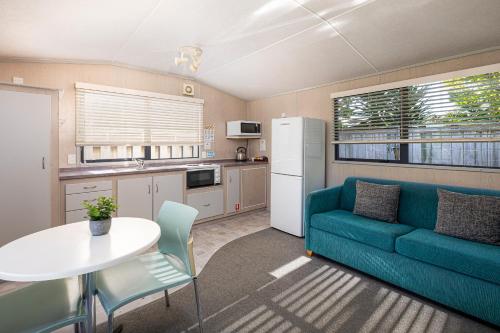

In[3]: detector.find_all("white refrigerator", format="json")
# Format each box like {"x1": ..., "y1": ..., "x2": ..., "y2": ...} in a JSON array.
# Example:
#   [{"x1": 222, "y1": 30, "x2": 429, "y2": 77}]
[{"x1": 271, "y1": 117, "x2": 325, "y2": 237}]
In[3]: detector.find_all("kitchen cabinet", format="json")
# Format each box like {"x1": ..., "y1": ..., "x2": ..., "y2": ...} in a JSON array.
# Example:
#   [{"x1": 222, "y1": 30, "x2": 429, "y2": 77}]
[
  {"x1": 0, "y1": 89, "x2": 52, "y2": 246},
  {"x1": 187, "y1": 188, "x2": 224, "y2": 220},
  {"x1": 240, "y1": 166, "x2": 267, "y2": 211},
  {"x1": 117, "y1": 173, "x2": 184, "y2": 221},
  {"x1": 153, "y1": 174, "x2": 184, "y2": 220},
  {"x1": 225, "y1": 167, "x2": 240, "y2": 214},
  {"x1": 117, "y1": 177, "x2": 153, "y2": 220},
  {"x1": 64, "y1": 180, "x2": 113, "y2": 223}
]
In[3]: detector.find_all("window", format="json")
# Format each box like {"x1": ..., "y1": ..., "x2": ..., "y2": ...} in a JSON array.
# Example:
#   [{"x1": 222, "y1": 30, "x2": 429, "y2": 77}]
[
  {"x1": 75, "y1": 83, "x2": 203, "y2": 163},
  {"x1": 332, "y1": 71, "x2": 500, "y2": 168}
]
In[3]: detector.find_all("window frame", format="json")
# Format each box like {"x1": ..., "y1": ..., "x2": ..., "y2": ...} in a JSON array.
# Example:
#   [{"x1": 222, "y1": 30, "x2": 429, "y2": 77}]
[
  {"x1": 80, "y1": 145, "x2": 201, "y2": 164},
  {"x1": 331, "y1": 64, "x2": 500, "y2": 169}
]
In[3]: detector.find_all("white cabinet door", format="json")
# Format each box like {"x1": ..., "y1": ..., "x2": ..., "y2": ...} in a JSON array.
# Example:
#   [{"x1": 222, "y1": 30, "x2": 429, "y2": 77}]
[
  {"x1": 187, "y1": 189, "x2": 224, "y2": 220},
  {"x1": 117, "y1": 177, "x2": 153, "y2": 220},
  {"x1": 225, "y1": 168, "x2": 240, "y2": 213},
  {"x1": 271, "y1": 117, "x2": 304, "y2": 176},
  {"x1": 271, "y1": 173, "x2": 303, "y2": 237},
  {"x1": 153, "y1": 173, "x2": 184, "y2": 220},
  {"x1": 0, "y1": 89, "x2": 51, "y2": 246}
]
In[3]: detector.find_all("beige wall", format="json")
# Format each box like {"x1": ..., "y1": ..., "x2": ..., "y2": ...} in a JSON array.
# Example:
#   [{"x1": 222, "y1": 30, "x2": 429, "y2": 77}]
[
  {"x1": 0, "y1": 62, "x2": 247, "y2": 167},
  {"x1": 247, "y1": 49, "x2": 500, "y2": 202}
]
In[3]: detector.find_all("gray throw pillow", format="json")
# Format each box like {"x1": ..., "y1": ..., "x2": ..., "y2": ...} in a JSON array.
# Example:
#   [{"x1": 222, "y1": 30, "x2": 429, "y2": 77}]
[
  {"x1": 435, "y1": 189, "x2": 500, "y2": 245},
  {"x1": 353, "y1": 180, "x2": 400, "y2": 223}
]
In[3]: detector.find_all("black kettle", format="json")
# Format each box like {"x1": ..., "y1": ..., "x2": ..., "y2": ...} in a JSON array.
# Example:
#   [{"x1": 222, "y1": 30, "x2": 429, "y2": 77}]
[{"x1": 236, "y1": 147, "x2": 247, "y2": 161}]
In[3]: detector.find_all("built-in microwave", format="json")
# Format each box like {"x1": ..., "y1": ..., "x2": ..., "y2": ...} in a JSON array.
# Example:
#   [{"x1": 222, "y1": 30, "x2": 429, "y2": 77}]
[
  {"x1": 227, "y1": 120, "x2": 261, "y2": 137},
  {"x1": 186, "y1": 164, "x2": 221, "y2": 188}
]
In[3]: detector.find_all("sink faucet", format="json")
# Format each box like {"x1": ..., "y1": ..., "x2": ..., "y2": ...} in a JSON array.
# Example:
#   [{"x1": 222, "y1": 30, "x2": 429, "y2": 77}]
[{"x1": 134, "y1": 158, "x2": 145, "y2": 169}]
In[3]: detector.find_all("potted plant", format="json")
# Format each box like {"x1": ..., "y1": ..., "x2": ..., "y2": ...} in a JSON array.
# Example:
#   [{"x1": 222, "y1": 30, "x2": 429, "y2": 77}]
[{"x1": 83, "y1": 196, "x2": 117, "y2": 236}]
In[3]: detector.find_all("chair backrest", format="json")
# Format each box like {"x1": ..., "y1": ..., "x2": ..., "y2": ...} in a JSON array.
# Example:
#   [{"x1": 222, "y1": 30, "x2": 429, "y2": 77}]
[
  {"x1": 156, "y1": 201, "x2": 199, "y2": 276},
  {"x1": 340, "y1": 177, "x2": 500, "y2": 230}
]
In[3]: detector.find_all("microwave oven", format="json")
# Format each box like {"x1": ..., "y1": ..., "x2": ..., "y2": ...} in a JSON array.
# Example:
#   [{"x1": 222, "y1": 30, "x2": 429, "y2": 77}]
[
  {"x1": 186, "y1": 164, "x2": 221, "y2": 188},
  {"x1": 227, "y1": 121, "x2": 261, "y2": 137}
]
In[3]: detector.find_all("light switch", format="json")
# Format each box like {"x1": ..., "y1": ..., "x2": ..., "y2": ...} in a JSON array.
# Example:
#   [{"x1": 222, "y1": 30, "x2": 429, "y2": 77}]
[
  {"x1": 67, "y1": 154, "x2": 77, "y2": 165},
  {"x1": 12, "y1": 77, "x2": 24, "y2": 85}
]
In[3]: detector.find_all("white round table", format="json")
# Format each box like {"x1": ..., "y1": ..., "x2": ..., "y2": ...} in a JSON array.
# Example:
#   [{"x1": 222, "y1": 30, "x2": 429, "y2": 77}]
[{"x1": 0, "y1": 217, "x2": 161, "y2": 333}]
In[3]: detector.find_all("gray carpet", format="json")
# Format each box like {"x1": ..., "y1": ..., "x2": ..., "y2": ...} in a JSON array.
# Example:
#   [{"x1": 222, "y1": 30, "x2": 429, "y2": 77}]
[{"x1": 98, "y1": 228, "x2": 499, "y2": 333}]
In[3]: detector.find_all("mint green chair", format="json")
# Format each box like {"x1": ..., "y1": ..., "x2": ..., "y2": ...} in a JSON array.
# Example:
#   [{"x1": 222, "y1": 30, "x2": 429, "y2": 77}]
[
  {"x1": 0, "y1": 277, "x2": 86, "y2": 332},
  {"x1": 96, "y1": 201, "x2": 203, "y2": 333}
]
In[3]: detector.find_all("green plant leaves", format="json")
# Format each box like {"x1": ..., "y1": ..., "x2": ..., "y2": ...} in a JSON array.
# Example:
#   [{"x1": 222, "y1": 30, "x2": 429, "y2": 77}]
[{"x1": 83, "y1": 196, "x2": 117, "y2": 221}]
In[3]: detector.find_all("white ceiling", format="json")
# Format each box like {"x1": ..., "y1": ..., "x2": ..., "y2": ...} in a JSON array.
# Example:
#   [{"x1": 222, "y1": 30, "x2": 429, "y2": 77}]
[{"x1": 1, "y1": 0, "x2": 499, "y2": 100}]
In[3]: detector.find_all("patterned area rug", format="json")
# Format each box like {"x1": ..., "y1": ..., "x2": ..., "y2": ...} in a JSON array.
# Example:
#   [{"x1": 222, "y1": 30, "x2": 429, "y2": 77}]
[{"x1": 98, "y1": 228, "x2": 499, "y2": 333}]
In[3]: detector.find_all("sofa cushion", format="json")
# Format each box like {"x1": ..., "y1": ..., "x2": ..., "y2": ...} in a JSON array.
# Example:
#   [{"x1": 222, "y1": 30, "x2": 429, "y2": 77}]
[
  {"x1": 340, "y1": 177, "x2": 500, "y2": 230},
  {"x1": 435, "y1": 189, "x2": 500, "y2": 245},
  {"x1": 310, "y1": 209, "x2": 414, "y2": 252},
  {"x1": 353, "y1": 180, "x2": 400, "y2": 223},
  {"x1": 396, "y1": 228, "x2": 500, "y2": 285}
]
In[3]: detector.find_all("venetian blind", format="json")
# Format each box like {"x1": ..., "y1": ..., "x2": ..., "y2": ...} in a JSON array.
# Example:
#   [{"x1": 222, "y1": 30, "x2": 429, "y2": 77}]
[
  {"x1": 76, "y1": 83, "x2": 204, "y2": 146},
  {"x1": 332, "y1": 72, "x2": 500, "y2": 144}
]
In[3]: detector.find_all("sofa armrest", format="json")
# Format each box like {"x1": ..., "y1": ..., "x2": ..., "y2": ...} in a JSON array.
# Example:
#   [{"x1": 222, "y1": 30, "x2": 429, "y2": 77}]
[{"x1": 304, "y1": 186, "x2": 342, "y2": 250}]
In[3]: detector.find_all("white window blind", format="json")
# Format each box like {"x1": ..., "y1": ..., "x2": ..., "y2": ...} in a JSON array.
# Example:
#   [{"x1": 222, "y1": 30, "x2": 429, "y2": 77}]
[
  {"x1": 332, "y1": 72, "x2": 500, "y2": 145},
  {"x1": 76, "y1": 83, "x2": 204, "y2": 146}
]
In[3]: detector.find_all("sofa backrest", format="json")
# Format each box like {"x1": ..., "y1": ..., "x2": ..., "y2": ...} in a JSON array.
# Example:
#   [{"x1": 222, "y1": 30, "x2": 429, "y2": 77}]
[{"x1": 340, "y1": 177, "x2": 500, "y2": 230}]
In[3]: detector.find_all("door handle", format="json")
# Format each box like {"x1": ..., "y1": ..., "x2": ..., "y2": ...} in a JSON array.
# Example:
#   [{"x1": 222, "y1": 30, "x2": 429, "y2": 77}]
[{"x1": 156, "y1": 184, "x2": 159, "y2": 193}]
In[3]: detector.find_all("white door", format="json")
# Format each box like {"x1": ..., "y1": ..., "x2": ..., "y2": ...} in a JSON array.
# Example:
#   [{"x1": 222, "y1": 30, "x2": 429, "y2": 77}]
[
  {"x1": 271, "y1": 173, "x2": 304, "y2": 237},
  {"x1": 117, "y1": 177, "x2": 153, "y2": 220},
  {"x1": 153, "y1": 174, "x2": 184, "y2": 220},
  {"x1": 0, "y1": 90, "x2": 51, "y2": 246},
  {"x1": 271, "y1": 117, "x2": 304, "y2": 176},
  {"x1": 225, "y1": 168, "x2": 240, "y2": 213}
]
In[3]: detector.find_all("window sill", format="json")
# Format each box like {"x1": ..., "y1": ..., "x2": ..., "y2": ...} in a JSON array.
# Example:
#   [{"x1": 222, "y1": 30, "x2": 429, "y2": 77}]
[{"x1": 332, "y1": 160, "x2": 500, "y2": 174}]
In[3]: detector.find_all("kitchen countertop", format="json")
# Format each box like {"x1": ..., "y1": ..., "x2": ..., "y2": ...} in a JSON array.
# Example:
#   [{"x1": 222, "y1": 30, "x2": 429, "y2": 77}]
[{"x1": 59, "y1": 159, "x2": 268, "y2": 180}]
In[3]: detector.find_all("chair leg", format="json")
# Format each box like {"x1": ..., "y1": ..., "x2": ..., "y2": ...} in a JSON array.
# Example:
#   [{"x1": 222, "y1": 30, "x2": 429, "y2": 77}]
[
  {"x1": 107, "y1": 313, "x2": 113, "y2": 333},
  {"x1": 165, "y1": 289, "x2": 170, "y2": 308},
  {"x1": 193, "y1": 277, "x2": 204, "y2": 333}
]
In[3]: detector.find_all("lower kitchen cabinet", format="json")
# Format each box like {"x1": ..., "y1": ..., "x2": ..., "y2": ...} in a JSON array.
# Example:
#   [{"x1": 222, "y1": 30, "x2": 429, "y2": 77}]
[
  {"x1": 153, "y1": 174, "x2": 184, "y2": 220},
  {"x1": 240, "y1": 166, "x2": 267, "y2": 211},
  {"x1": 225, "y1": 167, "x2": 240, "y2": 214},
  {"x1": 117, "y1": 174, "x2": 184, "y2": 221},
  {"x1": 117, "y1": 177, "x2": 153, "y2": 220},
  {"x1": 187, "y1": 188, "x2": 224, "y2": 220}
]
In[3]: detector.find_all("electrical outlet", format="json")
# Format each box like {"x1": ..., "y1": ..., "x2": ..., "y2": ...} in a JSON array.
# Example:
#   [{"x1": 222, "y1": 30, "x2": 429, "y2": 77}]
[
  {"x1": 67, "y1": 154, "x2": 77, "y2": 165},
  {"x1": 260, "y1": 139, "x2": 266, "y2": 152}
]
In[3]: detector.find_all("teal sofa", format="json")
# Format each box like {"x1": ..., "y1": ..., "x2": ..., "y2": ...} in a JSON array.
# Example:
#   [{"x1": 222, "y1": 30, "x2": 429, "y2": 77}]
[{"x1": 304, "y1": 177, "x2": 500, "y2": 326}]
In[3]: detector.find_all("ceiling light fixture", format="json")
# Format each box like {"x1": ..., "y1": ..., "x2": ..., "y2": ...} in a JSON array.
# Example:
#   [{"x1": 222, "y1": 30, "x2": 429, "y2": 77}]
[{"x1": 174, "y1": 46, "x2": 203, "y2": 73}]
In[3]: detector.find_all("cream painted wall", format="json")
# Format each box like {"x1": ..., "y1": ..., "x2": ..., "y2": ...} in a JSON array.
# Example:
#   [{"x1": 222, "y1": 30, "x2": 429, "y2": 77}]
[
  {"x1": 0, "y1": 62, "x2": 247, "y2": 167},
  {"x1": 247, "y1": 50, "x2": 500, "y2": 206}
]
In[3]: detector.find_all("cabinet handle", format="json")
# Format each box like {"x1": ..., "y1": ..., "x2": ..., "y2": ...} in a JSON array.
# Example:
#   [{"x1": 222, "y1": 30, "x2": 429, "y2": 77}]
[
  {"x1": 83, "y1": 185, "x2": 97, "y2": 190},
  {"x1": 156, "y1": 184, "x2": 159, "y2": 193},
  {"x1": 202, "y1": 203, "x2": 211, "y2": 207},
  {"x1": 229, "y1": 176, "x2": 232, "y2": 183},
  {"x1": 42, "y1": 157, "x2": 46, "y2": 170},
  {"x1": 148, "y1": 185, "x2": 151, "y2": 194}
]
